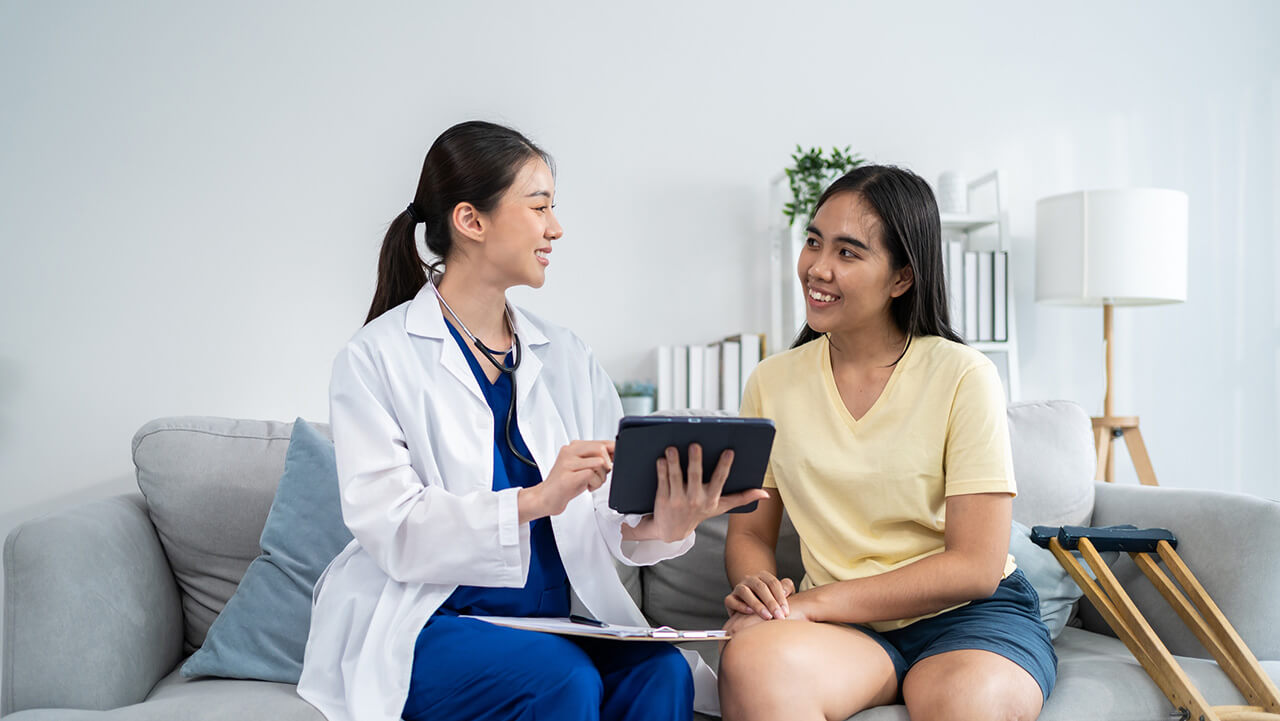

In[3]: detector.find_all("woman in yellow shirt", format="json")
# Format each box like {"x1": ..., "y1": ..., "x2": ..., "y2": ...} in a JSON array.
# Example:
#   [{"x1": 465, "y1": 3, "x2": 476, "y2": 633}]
[{"x1": 719, "y1": 165, "x2": 1055, "y2": 721}]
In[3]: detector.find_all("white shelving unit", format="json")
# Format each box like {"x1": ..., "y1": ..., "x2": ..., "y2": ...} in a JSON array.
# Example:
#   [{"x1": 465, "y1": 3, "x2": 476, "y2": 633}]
[
  {"x1": 940, "y1": 171, "x2": 1020, "y2": 401},
  {"x1": 766, "y1": 169, "x2": 1020, "y2": 400}
]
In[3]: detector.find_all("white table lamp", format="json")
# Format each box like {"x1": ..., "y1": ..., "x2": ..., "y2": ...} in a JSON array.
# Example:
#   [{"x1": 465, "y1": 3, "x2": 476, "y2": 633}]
[{"x1": 1036, "y1": 188, "x2": 1189, "y2": 484}]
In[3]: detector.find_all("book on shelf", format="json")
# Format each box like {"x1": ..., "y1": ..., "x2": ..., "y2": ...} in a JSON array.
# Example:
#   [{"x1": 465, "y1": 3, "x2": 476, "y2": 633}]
[
  {"x1": 671, "y1": 346, "x2": 688, "y2": 411},
  {"x1": 963, "y1": 251, "x2": 979, "y2": 342},
  {"x1": 993, "y1": 251, "x2": 1008, "y2": 342},
  {"x1": 687, "y1": 346, "x2": 705, "y2": 410},
  {"x1": 977, "y1": 251, "x2": 994, "y2": 342},
  {"x1": 947, "y1": 239, "x2": 965, "y2": 337},
  {"x1": 725, "y1": 333, "x2": 763, "y2": 400},
  {"x1": 719, "y1": 339, "x2": 740, "y2": 413},
  {"x1": 655, "y1": 346, "x2": 672, "y2": 411},
  {"x1": 702, "y1": 343, "x2": 721, "y2": 411},
  {"x1": 651, "y1": 334, "x2": 768, "y2": 413}
]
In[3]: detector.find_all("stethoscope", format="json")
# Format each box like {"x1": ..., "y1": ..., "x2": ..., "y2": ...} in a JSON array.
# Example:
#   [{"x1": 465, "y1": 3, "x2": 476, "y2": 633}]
[{"x1": 430, "y1": 280, "x2": 539, "y2": 470}]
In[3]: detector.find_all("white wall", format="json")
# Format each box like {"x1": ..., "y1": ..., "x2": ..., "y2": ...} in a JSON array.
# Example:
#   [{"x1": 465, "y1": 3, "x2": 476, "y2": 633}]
[{"x1": 1, "y1": 0, "x2": 1277, "y2": 673}]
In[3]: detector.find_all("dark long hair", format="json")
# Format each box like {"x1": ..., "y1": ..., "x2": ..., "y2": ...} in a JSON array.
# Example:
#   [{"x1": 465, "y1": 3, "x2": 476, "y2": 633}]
[
  {"x1": 365, "y1": 121, "x2": 552, "y2": 324},
  {"x1": 792, "y1": 164, "x2": 962, "y2": 348}
]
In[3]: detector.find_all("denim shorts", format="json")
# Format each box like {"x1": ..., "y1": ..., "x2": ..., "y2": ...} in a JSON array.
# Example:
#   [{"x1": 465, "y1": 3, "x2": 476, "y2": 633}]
[{"x1": 853, "y1": 569, "x2": 1058, "y2": 700}]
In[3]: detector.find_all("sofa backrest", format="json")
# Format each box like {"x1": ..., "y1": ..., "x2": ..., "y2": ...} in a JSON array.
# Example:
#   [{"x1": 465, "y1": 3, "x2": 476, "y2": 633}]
[
  {"x1": 132, "y1": 417, "x2": 331, "y2": 654},
  {"x1": 641, "y1": 399, "x2": 1098, "y2": 633},
  {"x1": 130, "y1": 416, "x2": 642, "y2": 655},
  {"x1": 133, "y1": 401, "x2": 1096, "y2": 654}
]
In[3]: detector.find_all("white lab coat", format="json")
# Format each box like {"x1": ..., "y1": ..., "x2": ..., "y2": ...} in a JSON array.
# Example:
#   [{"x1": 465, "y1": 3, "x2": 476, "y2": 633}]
[{"x1": 297, "y1": 284, "x2": 719, "y2": 721}]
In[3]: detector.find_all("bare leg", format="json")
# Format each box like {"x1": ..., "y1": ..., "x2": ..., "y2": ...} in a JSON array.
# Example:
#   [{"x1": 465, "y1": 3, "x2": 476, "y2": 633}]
[
  {"x1": 718, "y1": 619, "x2": 898, "y2": 721},
  {"x1": 902, "y1": 649, "x2": 1044, "y2": 721}
]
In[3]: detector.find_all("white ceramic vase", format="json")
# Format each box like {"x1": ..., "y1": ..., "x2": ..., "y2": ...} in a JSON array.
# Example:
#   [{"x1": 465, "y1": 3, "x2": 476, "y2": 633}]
[{"x1": 937, "y1": 171, "x2": 968, "y2": 214}]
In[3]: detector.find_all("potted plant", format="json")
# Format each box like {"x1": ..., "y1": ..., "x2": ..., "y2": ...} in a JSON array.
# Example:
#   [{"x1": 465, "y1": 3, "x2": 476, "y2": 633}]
[
  {"x1": 616, "y1": 381, "x2": 656, "y2": 416},
  {"x1": 783, "y1": 145, "x2": 865, "y2": 226}
]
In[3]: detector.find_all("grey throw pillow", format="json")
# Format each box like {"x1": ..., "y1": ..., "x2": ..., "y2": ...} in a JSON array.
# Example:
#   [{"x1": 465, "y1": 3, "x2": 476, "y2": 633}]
[
  {"x1": 181, "y1": 418, "x2": 353, "y2": 682},
  {"x1": 1010, "y1": 520, "x2": 1119, "y2": 638}
]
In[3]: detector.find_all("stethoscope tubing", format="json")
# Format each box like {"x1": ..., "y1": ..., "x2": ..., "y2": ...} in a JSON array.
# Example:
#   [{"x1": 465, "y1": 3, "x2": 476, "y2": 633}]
[{"x1": 430, "y1": 280, "x2": 539, "y2": 470}]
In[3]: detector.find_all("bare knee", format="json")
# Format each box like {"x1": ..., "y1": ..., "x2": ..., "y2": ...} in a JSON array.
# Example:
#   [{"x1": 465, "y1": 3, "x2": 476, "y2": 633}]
[
  {"x1": 718, "y1": 625, "x2": 815, "y2": 720},
  {"x1": 904, "y1": 657, "x2": 1042, "y2": 721}
]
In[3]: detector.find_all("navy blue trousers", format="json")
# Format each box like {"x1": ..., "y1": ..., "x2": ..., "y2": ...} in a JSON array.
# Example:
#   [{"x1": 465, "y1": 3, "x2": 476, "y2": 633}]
[{"x1": 401, "y1": 615, "x2": 694, "y2": 721}]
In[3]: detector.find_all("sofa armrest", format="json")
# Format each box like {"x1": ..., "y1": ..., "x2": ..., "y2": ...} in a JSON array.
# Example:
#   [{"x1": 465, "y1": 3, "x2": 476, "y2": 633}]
[
  {"x1": 1084, "y1": 482, "x2": 1280, "y2": 660},
  {"x1": 2, "y1": 493, "x2": 183, "y2": 715}
]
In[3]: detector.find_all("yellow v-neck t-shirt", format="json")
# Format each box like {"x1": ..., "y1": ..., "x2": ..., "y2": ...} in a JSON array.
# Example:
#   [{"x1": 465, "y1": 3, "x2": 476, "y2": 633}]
[{"x1": 740, "y1": 333, "x2": 1017, "y2": 631}]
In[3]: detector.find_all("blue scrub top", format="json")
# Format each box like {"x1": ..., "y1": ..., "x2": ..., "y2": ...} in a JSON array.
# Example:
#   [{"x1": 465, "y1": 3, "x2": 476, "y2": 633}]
[{"x1": 437, "y1": 319, "x2": 571, "y2": 618}]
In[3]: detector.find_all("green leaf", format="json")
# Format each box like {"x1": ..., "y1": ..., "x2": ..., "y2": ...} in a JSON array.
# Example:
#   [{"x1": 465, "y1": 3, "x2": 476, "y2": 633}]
[{"x1": 781, "y1": 143, "x2": 869, "y2": 224}]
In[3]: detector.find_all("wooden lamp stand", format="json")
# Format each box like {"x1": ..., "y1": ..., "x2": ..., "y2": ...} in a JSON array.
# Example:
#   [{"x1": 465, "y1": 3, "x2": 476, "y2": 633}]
[{"x1": 1093, "y1": 303, "x2": 1159, "y2": 485}]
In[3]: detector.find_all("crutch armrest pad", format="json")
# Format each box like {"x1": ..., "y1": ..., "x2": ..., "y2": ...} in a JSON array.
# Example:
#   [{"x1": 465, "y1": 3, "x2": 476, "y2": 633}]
[{"x1": 1030, "y1": 524, "x2": 1176, "y2": 552}]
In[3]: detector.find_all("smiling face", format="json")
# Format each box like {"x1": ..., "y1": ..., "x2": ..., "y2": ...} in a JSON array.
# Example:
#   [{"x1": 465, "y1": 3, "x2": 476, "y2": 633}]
[
  {"x1": 475, "y1": 157, "x2": 562, "y2": 289},
  {"x1": 798, "y1": 191, "x2": 914, "y2": 337}
]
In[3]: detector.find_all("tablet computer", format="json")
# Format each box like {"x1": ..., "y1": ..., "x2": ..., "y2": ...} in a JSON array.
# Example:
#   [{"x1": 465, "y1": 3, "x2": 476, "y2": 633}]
[{"x1": 608, "y1": 415, "x2": 775, "y2": 515}]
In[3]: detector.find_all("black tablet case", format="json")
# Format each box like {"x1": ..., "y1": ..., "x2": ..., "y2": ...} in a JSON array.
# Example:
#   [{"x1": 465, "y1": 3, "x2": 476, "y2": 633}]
[{"x1": 608, "y1": 416, "x2": 775, "y2": 515}]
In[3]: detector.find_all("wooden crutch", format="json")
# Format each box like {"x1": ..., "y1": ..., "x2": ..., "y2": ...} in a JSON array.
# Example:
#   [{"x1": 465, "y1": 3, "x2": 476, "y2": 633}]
[{"x1": 1031, "y1": 526, "x2": 1280, "y2": 721}]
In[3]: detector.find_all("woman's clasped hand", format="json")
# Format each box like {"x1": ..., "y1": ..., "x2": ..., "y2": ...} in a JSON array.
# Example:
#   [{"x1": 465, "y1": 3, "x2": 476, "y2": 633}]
[{"x1": 726, "y1": 570, "x2": 795, "y2": 621}]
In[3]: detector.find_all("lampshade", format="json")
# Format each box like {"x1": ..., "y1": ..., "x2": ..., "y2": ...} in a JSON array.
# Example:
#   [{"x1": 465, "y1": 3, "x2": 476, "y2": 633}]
[{"x1": 1035, "y1": 188, "x2": 1189, "y2": 306}]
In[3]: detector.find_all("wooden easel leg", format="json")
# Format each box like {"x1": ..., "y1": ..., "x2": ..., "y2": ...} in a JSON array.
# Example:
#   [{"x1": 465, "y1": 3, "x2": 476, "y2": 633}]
[
  {"x1": 1106, "y1": 433, "x2": 1117, "y2": 483},
  {"x1": 1095, "y1": 425, "x2": 1112, "y2": 482},
  {"x1": 1123, "y1": 427, "x2": 1160, "y2": 486}
]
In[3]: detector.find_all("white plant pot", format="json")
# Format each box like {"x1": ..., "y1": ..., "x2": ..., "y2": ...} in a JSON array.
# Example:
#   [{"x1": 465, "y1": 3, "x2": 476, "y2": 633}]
[{"x1": 620, "y1": 395, "x2": 655, "y2": 416}]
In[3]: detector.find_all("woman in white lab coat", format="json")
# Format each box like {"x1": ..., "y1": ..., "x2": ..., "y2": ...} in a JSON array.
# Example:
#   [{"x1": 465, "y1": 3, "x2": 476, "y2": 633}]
[{"x1": 297, "y1": 120, "x2": 762, "y2": 721}]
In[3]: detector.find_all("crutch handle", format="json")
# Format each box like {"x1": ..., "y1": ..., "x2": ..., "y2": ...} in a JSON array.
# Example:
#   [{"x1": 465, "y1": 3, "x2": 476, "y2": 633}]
[{"x1": 1029, "y1": 524, "x2": 1177, "y2": 553}]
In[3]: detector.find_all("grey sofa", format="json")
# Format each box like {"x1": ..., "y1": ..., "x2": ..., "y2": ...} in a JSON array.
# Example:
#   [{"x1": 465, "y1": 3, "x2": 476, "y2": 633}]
[{"x1": 4, "y1": 401, "x2": 1278, "y2": 720}]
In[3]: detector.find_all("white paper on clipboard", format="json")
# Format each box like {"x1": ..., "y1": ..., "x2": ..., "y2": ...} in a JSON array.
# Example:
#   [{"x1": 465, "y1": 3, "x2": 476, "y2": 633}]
[{"x1": 462, "y1": 615, "x2": 728, "y2": 642}]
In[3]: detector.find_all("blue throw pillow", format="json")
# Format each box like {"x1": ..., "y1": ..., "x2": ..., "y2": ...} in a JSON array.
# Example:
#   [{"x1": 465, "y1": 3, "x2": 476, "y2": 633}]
[
  {"x1": 1010, "y1": 521, "x2": 1118, "y2": 639},
  {"x1": 182, "y1": 418, "x2": 353, "y2": 682}
]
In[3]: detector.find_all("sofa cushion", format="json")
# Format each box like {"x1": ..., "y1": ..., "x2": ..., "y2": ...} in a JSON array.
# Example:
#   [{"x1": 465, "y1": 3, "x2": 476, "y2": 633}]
[
  {"x1": 1007, "y1": 400, "x2": 1095, "y2": 528},
  {"x1": 1010, "y1": 521, "x2": 1077, "y2": 638},
  {"x1": 691, "y1": 628, "x2": 1280, "y2": 721},
  {"x1": 133, "y1": 417, "x2": 329, "y2": 653},
  {"x1": 1034, "y1": 626, "x2": 1280, "y2": 721},
  {"x1": 140, "y1": 666, "x2": 325, "y2": 721},
  {"x1": 181, "y1": 419, "x2": 353, "y2": 682}
]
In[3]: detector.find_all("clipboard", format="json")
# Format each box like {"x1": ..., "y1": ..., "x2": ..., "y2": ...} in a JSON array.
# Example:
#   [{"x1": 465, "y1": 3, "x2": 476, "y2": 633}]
[{"x1": 462, "y1": 615, "x2": 728, "y2": 642}]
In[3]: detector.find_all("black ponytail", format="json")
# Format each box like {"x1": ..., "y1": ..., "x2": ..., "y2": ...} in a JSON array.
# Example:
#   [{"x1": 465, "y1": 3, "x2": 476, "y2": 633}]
[
  {"x1": 364, "y1": 121, "x2": 552, "y2": 324},
  {"x1": 791, "y1": 164, "x2": 963, "y2": 349},
  {"x1": 366, "y1": 211, "x2": 428, "y2": 324}
]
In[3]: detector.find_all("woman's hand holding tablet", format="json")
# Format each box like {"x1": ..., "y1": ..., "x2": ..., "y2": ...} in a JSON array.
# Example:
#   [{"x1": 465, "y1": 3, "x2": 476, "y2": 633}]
[
  {"x1": 624, "y1": 443, "x2": 766, "y2": 543},
  {"x1": 609, "y1": 416, "x2": 776, "y2": 542}
]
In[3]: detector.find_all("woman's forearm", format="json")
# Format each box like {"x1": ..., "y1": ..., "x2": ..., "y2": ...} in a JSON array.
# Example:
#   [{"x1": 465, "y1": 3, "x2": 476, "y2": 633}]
[
  {"x1": 725, "y1": 530, "x2": 780, "y2": 586},
  {"x1": 796, "y1": 549, "x2": 1002, "y2": 625}
]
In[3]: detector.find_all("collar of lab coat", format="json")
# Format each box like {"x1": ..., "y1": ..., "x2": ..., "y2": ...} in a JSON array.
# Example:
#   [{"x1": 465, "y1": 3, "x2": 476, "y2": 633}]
[{"x1": 403, "y1": 283, "x2": 550, "y2": 405}]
